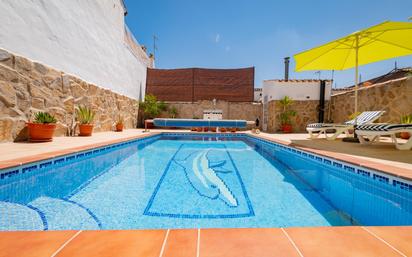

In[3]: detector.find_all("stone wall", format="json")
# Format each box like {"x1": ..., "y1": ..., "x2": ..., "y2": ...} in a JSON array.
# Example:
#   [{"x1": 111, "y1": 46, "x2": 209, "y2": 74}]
[
  {"x1": 265, "y1": 77, "x2": 411, "y2": 133},
  {"x1": 0, "y1": 48, "x2": 139, "y2": 142},
  {"x1": 266, "y1": 100, "x2": 330, "y2": 133},
  {"x1": 330, "y1": 77, "x2": 412, "y2": 124},
  {"x1": 161, "y1": 100, "x2": 262, "y2": 128}
]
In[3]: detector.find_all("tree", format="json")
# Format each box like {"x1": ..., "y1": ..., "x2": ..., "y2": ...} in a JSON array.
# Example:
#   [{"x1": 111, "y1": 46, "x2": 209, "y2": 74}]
[{"x1": 139, "y1": 94, "x2": 167, "y2": 119}]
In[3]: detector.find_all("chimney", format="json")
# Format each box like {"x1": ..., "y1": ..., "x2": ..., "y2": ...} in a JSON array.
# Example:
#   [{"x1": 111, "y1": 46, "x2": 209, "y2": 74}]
[{"x1": 284, "y1": 57, "x2": 290, "y2": 81}]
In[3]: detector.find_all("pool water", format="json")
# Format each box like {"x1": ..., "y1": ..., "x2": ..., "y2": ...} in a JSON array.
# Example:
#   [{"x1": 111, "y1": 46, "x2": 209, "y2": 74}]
[{"x1": 0, "y1": 134, "x2": 411, "y2": 230}]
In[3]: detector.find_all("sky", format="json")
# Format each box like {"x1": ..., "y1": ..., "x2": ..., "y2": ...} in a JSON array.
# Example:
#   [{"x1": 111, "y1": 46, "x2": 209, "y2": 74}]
[{"x1": 124, "y1": 0, "x2": 412, "y2": 88}]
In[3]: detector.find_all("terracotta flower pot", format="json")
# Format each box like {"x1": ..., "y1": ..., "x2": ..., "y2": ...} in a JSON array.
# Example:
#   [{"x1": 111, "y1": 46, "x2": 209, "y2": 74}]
[
  {"x1": 27, "y1": 123, "x2": 56, "y2": 142},
  {"x1": 203, "y1": 127, "x2": 209, "y2": 132},
  {"x1": 220, "y1": 128, "x2": 227, "y2": 133},
  {"x1": 400, "y1": 132, "x2": 410, "y2": 140},
  {"x1": 191, "y1": 127, "x2": 197, "y2": 131},
  {"x1": 210, "y1": 127, "x2": 217, "y2": 132},
  {"x1": 79, "y1": 124, "x2": 94, "y2": 136},
  {"x1": 196, "y1": 127, "x2": 203, "y2": 132},
  {"x1": 281, "y1": 124, "x2": 293, "y2": 133},
  {"x1": 116, "y1": 123, "x2": 124, "y2": 132},
  {"x1": 230, "y1": 128, "x2": 237, "y2": 133}
]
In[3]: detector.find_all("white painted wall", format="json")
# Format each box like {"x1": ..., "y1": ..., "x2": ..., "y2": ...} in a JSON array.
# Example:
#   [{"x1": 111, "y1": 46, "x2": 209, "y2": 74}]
[
  {"x1": 0, "y1": 0, "x2": 149, "y2": 99},
  {"x1": 262, "y1": 80, "x2": 332, "y2": 102},
  {"x1": 254, "y1": 88, "x2": 262, "y2": 102},
  {"x1": 261, "y1": 80, "x2": 332, "y2": 131}
]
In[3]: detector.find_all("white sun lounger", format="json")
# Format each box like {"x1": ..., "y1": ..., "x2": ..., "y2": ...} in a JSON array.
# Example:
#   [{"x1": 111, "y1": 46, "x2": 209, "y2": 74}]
[
  {"x1": 306, "y1": 111, "x2": 385, "y2": 141},
  {"x1": 356, "y1": 124, "x2": 412, "y2": 150}
]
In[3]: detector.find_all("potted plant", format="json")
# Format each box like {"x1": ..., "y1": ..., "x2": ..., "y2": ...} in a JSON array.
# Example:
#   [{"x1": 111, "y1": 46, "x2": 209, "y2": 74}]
[
  {"x1": 77, "y1": 106, "x2": 95, "y2": 136},
  {"x1": 168, "y1": 106, "x2": 178, "y2": 118},
  {"x1": 139, "y1": 94, "x2": 167, "y2": 129},
  {"x1": 400, "y1": 114, "x2": 412, "y2": 139},
  {"x1": 279, "y1": 96, "x2": 296, "y2": 133},
  {"x1": 27, "y1": 112, "x2": 57, "y2": 142},
  {"x1": 115, "y1": 116, "x2": 124, "y2": 132}
]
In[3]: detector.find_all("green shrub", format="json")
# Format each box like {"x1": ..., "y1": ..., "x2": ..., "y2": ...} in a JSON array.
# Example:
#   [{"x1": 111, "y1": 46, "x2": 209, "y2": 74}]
[
  {"x1": 139, "y1": 94, "x2": 167, "y2": 119},
  {"x1": 348, "y1": 111, "x2": 361, "y2": 120},
  {"x1": 33, "y1": 112, "x2": 57, "y2": 124},
  {"x1": 401, "y1": 114, "x2": 412, "y2": 124},
  {"x1": 168, "y1": 106, "x2": 178, "y2": 118},
  {"x1": 278, "y1": 96, "x2": 296, "y2": 125},
  {"x1": 76, "y1": 106, "x2": 95, "y2": 124}
]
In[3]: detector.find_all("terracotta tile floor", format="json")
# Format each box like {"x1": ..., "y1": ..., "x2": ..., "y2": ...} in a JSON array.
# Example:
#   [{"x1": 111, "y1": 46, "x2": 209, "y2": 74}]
[{"x1": 0, "y1": 227, "x2": 410, "y2": 257}]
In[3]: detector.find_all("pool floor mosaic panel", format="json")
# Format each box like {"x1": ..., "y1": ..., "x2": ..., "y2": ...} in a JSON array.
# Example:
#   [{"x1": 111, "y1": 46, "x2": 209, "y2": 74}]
[{"x1": 144, "y1": 143, "x2": 254, "y2": 219}]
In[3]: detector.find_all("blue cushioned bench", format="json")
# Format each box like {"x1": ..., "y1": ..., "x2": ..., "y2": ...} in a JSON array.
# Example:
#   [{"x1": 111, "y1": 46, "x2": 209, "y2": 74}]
[{"x1": 153, "y1": 118, "x2": 248, "y2": 128}]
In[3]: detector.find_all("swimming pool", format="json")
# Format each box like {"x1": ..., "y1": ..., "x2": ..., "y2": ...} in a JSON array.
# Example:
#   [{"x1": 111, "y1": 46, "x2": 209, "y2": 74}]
[{"x1": 0, "y1": 133, "x2": 411, "y2": 231}]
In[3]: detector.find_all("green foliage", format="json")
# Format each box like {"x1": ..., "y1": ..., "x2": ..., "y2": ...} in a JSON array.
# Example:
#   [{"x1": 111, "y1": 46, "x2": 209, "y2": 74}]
[
  {"x1": 139, "y1": 94, "x2": 167, "y2": 119},
  {"x1": 348, "y1": 111, "x2": 361, "y2": 120},
  {"x1": 33, "y1": 112, "x2": 57, "y2": 124},
  {"x1": 76, "y1": 106, "x2": 95, "y2": 124},
  {"x1": 193, "y1": 116, "x2": 200, "y2": 119},
  {"x1": 401, "y1": 114, "x2": 412, "y2": 124},
  {"x1": 278, "y1": 96, "x2": 296, "y2": 125},
  {"x1": 116, "y1": 115, "x2": 124, "y2": 125},
  {"x1": 168, "y1": 106, "x2": 178, "y2": 118}
]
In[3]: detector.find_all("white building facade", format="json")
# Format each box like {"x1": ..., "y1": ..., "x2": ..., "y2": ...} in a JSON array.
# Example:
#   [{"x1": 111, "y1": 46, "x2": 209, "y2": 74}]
[
  {"x1": 0, "y1": 0, "x2": 151, "y2": 100},
  {"x1": 262, "y1": 79, "x2": 332, "y2": 131},
  {"x1": 254, "y1": 88, "x2": 262, "y2": 102}
]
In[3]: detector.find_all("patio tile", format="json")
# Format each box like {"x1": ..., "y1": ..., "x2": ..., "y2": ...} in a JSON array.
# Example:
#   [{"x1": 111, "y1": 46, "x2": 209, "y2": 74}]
[
  {"x1": 285, "y1": 226, "x2": 403, "y2": 257},
  {"x1": 365, "y1": 226, "x2": 412, "y2": 256},
  {"x1": 0, "y1": 161, "x2": 21, "y2": 169},
  {"x1": 0, "y1": 230, "x2": 78, "y2": 257},
  {"x1": 199, "y1": 228, "x2": 300, "y2": 257},
  {"x1": 162, "y1": 229, "x2": 198, "y2": 257},
  {"x1": 56, "y1": 230, "x2": 166, "y2": 257}
]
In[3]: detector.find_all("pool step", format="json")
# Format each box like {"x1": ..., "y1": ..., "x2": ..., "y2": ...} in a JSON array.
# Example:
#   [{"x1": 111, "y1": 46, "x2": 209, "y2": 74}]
[
  {"x1": 0, "y1": 201, "x2": 46, "y2": 231},
  {"x1": 29, "y1": 197, "x2": 101, "y2": 230}
]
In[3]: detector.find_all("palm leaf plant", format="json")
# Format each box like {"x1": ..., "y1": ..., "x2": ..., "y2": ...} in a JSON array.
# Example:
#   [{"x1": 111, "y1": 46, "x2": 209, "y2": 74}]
[
  {"x1": 139, "y1": 94, "x2": 167, "y2": 119},
  {"x1": 278, "y1": 96, "x2": 296, "y2": 133}
]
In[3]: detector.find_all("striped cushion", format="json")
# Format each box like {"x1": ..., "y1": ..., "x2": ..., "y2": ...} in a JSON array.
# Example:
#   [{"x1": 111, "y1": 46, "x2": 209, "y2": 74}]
[
  {"x1": 357, "y1": 124, "x2": 412, "y2": 131},
  {"x1": 344, "y1": 111, "x2": 384, "y2": 125},
  {"x1": 307, "y1": 123, "x2": 324, "y2": 128}
]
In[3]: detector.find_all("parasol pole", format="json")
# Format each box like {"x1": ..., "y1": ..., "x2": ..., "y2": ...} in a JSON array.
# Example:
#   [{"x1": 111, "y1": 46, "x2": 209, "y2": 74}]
[
  {"x1": 344, "y1": 34, "x2": 360, "y2": 142},
  {"x1": 354, "y1": 34, "x2": 359, "y2": 117}
]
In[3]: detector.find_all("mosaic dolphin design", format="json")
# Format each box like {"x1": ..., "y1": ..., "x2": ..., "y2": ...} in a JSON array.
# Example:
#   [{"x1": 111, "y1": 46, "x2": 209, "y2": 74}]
[{"x1": 174, "y1": 149, "x2": 238, "y2": 207}]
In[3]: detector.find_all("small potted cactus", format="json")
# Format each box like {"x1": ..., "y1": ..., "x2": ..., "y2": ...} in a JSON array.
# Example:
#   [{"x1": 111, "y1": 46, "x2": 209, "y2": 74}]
[
  {"x1": 76, "y1": 106, "x2": 95, "y2": 136},
  {"x1": 27, "y1": 112, "x2": 57, "y2": 142},
  {"x1": 115, "y1": 116, "x2": 124, "y2": 132}
]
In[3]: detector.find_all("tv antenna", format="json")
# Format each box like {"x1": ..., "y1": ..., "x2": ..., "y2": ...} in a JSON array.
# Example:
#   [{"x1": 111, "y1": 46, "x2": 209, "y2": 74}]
[{"x1": 153, "y1": 34, "x2": 158, "y2": 60}]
